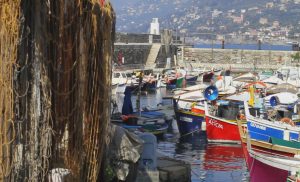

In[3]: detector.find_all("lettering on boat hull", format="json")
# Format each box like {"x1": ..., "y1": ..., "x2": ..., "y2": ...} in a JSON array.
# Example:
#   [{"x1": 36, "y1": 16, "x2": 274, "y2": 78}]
[
  {"x1": 250, "y1": 122, "x2": 266, "y2": 130},
  {"x1": 208, "y1": 118, "x2": 224, "y2": 130},
  {"x1": 180, "y1": 116, "x2": 193, "y2": 123}
]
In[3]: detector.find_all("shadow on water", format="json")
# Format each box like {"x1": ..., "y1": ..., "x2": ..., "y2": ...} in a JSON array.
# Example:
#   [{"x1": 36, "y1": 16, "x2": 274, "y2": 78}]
[{"x1": 158, "y1": 133, "x2": 249, "y2": 182}]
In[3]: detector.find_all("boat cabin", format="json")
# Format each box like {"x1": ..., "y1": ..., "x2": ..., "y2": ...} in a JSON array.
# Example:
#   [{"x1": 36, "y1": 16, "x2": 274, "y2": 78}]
[{"x1": 211, "y1": 100, "x2": 243, "y2": 120}]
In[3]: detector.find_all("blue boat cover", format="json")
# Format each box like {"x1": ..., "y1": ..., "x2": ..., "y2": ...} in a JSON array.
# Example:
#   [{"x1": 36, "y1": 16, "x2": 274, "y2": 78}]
[
  {"x1": 122, "y1": 87, "x2": 133, "y2": 115},
  {"x1": 140, "y1": 111, "x2": 165, "y2": 118},
  {"x1": 133, "y1": 111, "x2": 165, "y2": 119}
]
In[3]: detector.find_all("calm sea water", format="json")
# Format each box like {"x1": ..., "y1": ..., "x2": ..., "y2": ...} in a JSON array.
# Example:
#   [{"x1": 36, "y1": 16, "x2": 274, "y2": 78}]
[
  {"x1": 195, "y1": 43, "x2": 292, "y2": 51},
  {"x1": 158, "y1": 134, "x2": 249, "y2": 182},
  {"x1": 114, "y1": 88, "x2": 249, "y2": 182}
]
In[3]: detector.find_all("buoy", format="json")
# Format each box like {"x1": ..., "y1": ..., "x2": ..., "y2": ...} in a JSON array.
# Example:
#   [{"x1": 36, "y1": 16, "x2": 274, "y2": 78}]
[{"x1": 280, "y1": 117, "x2": 295, "y2": 126}]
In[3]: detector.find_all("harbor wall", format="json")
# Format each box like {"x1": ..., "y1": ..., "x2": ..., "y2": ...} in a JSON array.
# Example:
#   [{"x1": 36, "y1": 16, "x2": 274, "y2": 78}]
[
  {"x1": 115, "y1": 33, "x2": 161, "y2": 43},
  {"x1": 182, "y1": 47, "x2": 298, "y2": 71},
  {"x1": 115, "y1": 32, "x2": 182, "y2": 44},
  {"x1": 114, "y1": 43, "x2": 152, "y2": 66},
  {"x1": 113, "y1": 42, "x2": 299, "y2": 71},
  {"x1": 113, "y1": 43, "x2": 177, "y2": 69}
]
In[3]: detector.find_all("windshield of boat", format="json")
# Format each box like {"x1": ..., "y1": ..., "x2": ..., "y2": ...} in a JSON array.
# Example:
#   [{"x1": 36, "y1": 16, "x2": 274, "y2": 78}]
[
  {"x1": 214, "y1": 101, "x2": 242, "y2": 120},
  {"x1": 113, "y1": 72, "x2": 120, "y2": 78},
  {"x1": 121, "y1": 73, "x2": 127, "y2": 78}
]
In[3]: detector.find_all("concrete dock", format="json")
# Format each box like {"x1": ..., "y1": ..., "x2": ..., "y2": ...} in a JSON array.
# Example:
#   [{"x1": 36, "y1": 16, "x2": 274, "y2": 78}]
[{"x1": 157, "y1": 157, "x2": 191, "y2": 182}]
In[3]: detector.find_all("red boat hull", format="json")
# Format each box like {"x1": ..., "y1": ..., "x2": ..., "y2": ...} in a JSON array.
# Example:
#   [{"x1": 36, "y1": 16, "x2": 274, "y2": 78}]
[
  {"x1": 205, "y1": 115, "x2": 241, "y2": 143},
  {"x1": 241, "y1": 142, "x2": 290, "y2": 182}
]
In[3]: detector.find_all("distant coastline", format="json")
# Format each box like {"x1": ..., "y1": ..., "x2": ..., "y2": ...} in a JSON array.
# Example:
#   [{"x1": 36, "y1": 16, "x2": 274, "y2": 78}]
[{"x1": 194, "y1": 43, "x2": 293, "y2": 51}]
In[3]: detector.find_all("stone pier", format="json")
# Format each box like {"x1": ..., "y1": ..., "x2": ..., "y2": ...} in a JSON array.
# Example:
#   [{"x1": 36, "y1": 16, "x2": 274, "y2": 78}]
[{"x1": 182, "y1": 47, "x2": 298, "y2": 71}]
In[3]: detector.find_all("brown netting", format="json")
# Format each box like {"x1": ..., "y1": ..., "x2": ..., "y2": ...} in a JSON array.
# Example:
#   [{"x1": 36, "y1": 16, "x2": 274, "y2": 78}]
[
  {"x1": 0, "y1": 1, "x2": 20, "y2": 181},
  {"x1": 1, "y1": 0, "x2": 115, "y2": 181}
]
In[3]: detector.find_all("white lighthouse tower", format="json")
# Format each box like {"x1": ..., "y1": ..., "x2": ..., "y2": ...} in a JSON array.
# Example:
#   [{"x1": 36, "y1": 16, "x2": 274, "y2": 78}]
[{"x1": 150, "y1": 18, "x2": 160, "y2": 35}]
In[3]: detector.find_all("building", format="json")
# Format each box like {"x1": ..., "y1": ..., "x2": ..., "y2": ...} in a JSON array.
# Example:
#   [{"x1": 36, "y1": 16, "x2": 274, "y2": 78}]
[
  {"x1": 266, "y1": 2, "x2": 274, "y2": 8},
  {"x1": 212, "y1": 9, "x2": 222, "y2": 18},
  {"x1": 272, "y1": 21, "x2": 280, "y2": 28},
  {"x1": 280, "y1": 0, "x2": 289, "y2": 3},
  {"x1": 259, "y1": 17, "x2": 268, "y2": 25},
  {"x1": 150, "y1": 18, "x2": 160, "y2": 35},
  {"x1": 232, "y1": 14, "x2": 244, "y2": 24}
]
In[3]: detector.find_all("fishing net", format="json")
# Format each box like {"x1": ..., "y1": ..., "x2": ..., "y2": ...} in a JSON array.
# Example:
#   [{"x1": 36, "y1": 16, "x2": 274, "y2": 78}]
[
  {"x1": 0, "y1": 1, "x2": 21, "y2": 181},
  {"x1": 1, "y1": 0, "x2": 115, "y2": 181}
]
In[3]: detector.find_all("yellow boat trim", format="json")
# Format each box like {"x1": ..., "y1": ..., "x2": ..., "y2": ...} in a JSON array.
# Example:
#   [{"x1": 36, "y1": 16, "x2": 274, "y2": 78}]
[{"x1": 177, "y1": 109, "x2": 205, "y2": 117}]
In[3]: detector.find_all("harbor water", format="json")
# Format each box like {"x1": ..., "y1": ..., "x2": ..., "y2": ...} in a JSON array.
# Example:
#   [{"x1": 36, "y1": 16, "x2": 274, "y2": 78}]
[{"x1": 113, "y1": 88, "x2": 249, "y2": 182}]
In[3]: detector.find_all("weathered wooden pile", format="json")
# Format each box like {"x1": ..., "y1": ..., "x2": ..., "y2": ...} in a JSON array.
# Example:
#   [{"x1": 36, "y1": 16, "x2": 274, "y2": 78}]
[{"x1": 0, "y1": 0, "x2": 115, "y2": 181}]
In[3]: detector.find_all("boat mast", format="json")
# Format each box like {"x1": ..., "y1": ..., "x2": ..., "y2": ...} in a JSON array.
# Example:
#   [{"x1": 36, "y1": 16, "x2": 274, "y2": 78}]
[{"x1": 137, "y1": 70, "x2": 143, "y2": 117}]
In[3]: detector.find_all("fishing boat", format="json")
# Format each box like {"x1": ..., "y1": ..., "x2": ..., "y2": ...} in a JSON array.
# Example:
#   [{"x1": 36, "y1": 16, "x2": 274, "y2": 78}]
[
  {"x1": 140, "y1": 122, "x2": 169, "y2": 138},
  {"x1": 163, "y1": 68, "x2": 187, "y2": 89},
  {"x1": 202, "y1": 71, "x2": 215, "y2": 83},
  {"x1": 165, "y1": 76, "x2": 185, "y2": 90},
  {"x1": 204, "y1": 100, "x2": 244, "y2": 143},
  {"x1": 173, "y1": 75, "x2": 237, "y2": 136},
  {"x1": 204, "y1": 78, "x2": 244, "y2": 143},
  {"x1": 143, "y1": 80, "x2": 157, "y2": 91},
  {"x1": 245, "y1": 93, "x2": 300, "y2": 142},
  {"x1": 185, "y1": 74, "x2": 198, "y2": 83},
  {"x1": 213, "y1": 68, "x2": 222, "y2": 76},
  {"x1": 142, "y1": 73, "x2": 158, "y2": 92},
  {"x1": 237, "y1": 114, "x2": 300, "y2": 182},
  {"x1": 112, "y1": 115, "x2": 169, "y2": 139},
  {"x1": 176, "y1": 76, "x2": 185, "y2": 88},
  {"x1": 111, "y1": 86, "x2": 169, "y2": 138},
  {"x1": 112, "y1": 83, "x2": 118, "y2": 95},
  {"x1": 173, "y1": 89, "x2": 206, "y2": 135},
  {"x1": 112, "y1": 71, "x2": 128, "y2": 93},
  {"x1": 259, "y1": 70, "x2": 274, "y2": 80},
  {"x1": 262, "y1": 66, "x2": 300, "y2": 88},
  {"x1": 236, "y1": 97, "x2": 300, "y2": 182}
]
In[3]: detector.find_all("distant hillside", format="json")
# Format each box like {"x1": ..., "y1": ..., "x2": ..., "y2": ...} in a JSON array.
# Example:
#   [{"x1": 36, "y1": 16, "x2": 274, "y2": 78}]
[
  {"x1": 110, "y1": 0, "x2": 300, "y2": 42},
  {"x1": 111, "y1": 0, "x2": 271, "y2": 32}
]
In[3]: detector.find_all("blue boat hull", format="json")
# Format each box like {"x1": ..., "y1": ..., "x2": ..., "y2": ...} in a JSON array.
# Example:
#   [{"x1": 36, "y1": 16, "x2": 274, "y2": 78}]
[
  {"x1": 186, "y1": 75, "x2": 198, "y2": 82},
  {"x1": 166, "y1": 84, "x2": 176, "y2": 90},
  {"x1": 144, "y1": 81, "x2": 157, "y2": 91},
  {"x1": 175, "y1": 110, "x2": 204, "y2": 135},
  {"x1": 247, "y1": 120, "x2": 300, "y2": 142}
]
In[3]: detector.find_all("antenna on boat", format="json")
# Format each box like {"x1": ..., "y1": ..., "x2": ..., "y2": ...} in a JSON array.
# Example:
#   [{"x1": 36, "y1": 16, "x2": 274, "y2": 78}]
[
  {"x1": 137, "y1": 70, "x2": 144, "y2": 117},
  {"x1": 243, "y1": 101, "x2": 251, "y2": 119}
]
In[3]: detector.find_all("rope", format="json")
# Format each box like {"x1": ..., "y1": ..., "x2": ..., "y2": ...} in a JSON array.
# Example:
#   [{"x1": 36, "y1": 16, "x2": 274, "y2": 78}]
[
  {"x1": 0, "y1": 0, "x2": 20, "y2": 180},
  {"x1": 180, "y1": 128, "x2": 202, "y2": 138}
]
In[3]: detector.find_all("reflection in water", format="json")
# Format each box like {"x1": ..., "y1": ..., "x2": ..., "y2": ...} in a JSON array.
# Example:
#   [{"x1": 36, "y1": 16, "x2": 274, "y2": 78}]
[
  {"x1": 113, "y1": 87, "x2": 249, "y2": 182},
  {"x1": 158, "y1": 134, "x2": 249, "y2": 182}
]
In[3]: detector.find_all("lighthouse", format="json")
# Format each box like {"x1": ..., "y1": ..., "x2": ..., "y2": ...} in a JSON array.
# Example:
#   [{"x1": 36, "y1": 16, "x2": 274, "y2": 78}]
[{"x1": 150, "y1": 18, "x2": 160, "y2": 35}]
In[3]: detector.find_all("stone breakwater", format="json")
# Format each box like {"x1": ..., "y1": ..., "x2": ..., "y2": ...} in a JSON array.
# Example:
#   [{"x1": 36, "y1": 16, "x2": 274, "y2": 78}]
[
  {"x1": 113, "y1": 43, "x2": 299, "y2": 71},
  {"x1": 182, "y1": 48, "x2": 298, "y2": 71}
]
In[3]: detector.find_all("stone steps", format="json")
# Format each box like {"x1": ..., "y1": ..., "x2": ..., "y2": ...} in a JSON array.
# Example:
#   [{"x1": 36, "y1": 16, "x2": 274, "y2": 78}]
[{"x1": 145, "y1": 43, "x2": 161, "y2": 69}]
